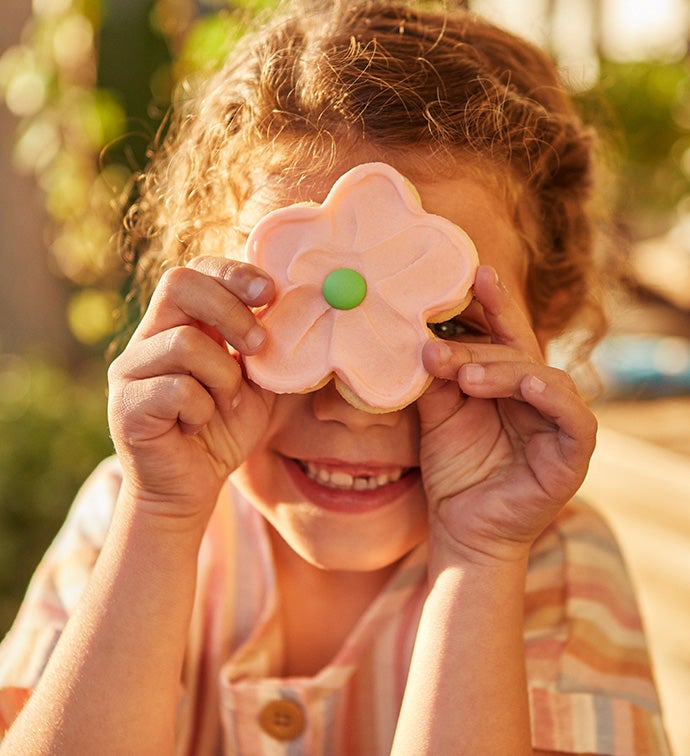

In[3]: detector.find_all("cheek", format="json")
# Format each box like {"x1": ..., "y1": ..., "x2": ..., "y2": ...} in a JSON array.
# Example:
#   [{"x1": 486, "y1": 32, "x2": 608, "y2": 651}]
[{"x1": 231, "y1": 452, "x2": 282, "y2": 512}]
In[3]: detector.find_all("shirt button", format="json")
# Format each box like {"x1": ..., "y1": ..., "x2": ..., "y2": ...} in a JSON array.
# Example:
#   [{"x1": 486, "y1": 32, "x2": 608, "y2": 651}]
[{"x1": 259, "y1": 699, "x2": 306, "y2": 741}]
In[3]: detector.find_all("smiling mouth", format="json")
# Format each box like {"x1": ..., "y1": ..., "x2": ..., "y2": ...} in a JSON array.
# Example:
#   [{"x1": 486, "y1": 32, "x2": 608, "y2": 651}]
[{"x1": 294, "y1": 459, "x2": 415, "y2": 492}]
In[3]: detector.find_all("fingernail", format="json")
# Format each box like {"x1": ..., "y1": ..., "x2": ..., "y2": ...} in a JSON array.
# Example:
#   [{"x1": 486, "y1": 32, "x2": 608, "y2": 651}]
[
  {"x1": 245, "y1": 325, "x2": 266, "y2": 351},
  {"x1": 246, "y1": 276, "x2": 269, "y2": 301},
  {"x1": 464, "y1": 364, "x2": 485, "y2": 383},
  {"x1": 528, "y1": 375, "x2": 546, "y2": 393}
]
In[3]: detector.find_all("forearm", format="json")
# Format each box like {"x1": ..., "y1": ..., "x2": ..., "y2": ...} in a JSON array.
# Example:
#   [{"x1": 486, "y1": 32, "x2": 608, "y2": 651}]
[
  {"x1": 0, "y1": 490, "x2": 205, "y2": 755},
  {"x1": 392, "y1": 547, "x2": 531, "y2": 756}
]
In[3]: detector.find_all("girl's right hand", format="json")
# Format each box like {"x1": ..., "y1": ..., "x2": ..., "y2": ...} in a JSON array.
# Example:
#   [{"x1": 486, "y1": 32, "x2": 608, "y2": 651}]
[{"x1": 107, "y1": 256, "x2": 275, "y2": 526}]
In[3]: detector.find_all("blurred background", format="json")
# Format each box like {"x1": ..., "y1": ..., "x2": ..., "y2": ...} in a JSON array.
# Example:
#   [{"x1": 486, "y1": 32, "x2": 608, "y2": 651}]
[{"x1": 1, "y1": 0, "x2": 689, "y2": 752}]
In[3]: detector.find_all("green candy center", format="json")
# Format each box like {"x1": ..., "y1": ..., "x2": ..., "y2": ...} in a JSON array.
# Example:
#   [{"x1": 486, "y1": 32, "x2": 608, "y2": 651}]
[{"x1": 322, "y1": 268, "x2": 367, "y2": 310}]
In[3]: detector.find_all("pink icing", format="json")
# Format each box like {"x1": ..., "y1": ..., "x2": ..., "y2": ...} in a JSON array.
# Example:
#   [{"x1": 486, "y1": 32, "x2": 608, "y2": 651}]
[{"x1": 242, "y1": 162, "x2": 479, "y2": 411}]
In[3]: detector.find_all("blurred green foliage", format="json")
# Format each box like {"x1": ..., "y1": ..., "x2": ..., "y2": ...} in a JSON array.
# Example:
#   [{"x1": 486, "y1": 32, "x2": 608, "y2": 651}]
[
  {"x1": 577, "y1": 57, "x2": 690, "y2": 236},
  {"x1": 0, "y1": 354, "x2": 113, "y2": 633},
  {"x1": 0, "y1": 0, "x2": 280, "y2": 350}
]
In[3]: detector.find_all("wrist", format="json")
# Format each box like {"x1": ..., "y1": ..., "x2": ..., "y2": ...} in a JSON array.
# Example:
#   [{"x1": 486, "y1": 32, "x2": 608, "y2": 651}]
[
  {"x1": 117, "y1": 476, "x2": 217, "y2": 535},
  {"x1": 113, "y1": 483, "x2": 212, "y2": 560},
  {"x1": 427, "y1": 521, "x2": 531, "y2": 584},
  {"x1": 428, "y1": 532, "x2": 530, "y2": 590}
]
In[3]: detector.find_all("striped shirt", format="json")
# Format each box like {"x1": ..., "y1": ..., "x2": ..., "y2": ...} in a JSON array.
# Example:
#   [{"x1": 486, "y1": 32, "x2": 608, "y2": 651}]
[{"x1": 0, "y1": 457, "x2": 671, "y2": 754}]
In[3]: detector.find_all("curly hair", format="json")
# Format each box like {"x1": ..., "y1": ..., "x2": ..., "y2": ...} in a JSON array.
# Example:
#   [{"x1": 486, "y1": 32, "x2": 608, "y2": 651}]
[{"x1": 118, "y1": 0, "x2": 607, "y2": 358}]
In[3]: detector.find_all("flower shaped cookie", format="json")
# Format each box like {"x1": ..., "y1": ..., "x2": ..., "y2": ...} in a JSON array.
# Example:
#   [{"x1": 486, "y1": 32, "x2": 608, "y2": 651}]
[{"x1": 243, "y1": 162, "x2": 479, "y2": 411}]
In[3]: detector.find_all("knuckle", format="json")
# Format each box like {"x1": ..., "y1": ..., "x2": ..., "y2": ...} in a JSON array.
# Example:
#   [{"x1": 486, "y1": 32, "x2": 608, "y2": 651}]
[
  {"x1": 157, "y1": 265, "x2": 191, "y2": 294},
  {"x1": 164, "y1": 324, "x2": 200, "y2": 357},
  {"x1": 107, "y1": 353, "x2": 126, "y2": 383},
  {"x1": 558, "y1": 369, "x2": 578, "y2": 393},
  {"x1": 565, "y1": 375, "x2": 579, "y2": 393},
  {"x1": 187, "y1": 255, "x2": 240, "y2": 278},
  {"x1": 185, "y1": 255, "x2": 211, "y2": 271},
  {"x1": 117, "y1": 378, "x2": 141, "y2": 414},
  {"x1": 169, "y1": 375, "x2": 214, "y2": 421},
  {"x1": 168, "y1": 374, "x2": 194, "y2": 403}
]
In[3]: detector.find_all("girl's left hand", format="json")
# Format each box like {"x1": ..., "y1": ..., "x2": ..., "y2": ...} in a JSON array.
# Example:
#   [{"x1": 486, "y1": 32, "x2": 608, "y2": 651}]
[{"x1": 418, "y1": 265, "x2": 597, "y2": 566}]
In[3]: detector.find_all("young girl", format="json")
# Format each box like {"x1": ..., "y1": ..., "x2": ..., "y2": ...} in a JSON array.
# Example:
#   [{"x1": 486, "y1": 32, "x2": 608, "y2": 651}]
[{"x1": 0, "y1": 1, "x2": 671, "y2": 753}]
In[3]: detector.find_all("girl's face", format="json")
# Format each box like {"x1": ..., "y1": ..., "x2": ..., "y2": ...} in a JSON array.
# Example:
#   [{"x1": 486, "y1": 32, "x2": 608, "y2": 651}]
[{"x1": 230, "y1": 168, "x2": 532, "y2": 573}]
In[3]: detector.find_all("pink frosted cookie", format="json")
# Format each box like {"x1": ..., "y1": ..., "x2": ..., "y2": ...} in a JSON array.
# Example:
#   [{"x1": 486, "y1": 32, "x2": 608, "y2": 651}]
[{"x1": 242, "y1": 162, "x2": 479, "y2": 412}]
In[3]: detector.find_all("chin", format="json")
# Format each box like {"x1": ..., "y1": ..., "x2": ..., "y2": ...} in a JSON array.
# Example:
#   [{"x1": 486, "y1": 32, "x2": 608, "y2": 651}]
[{"x1": 266, "y1": 507, "x2": 428, "y2": 573}]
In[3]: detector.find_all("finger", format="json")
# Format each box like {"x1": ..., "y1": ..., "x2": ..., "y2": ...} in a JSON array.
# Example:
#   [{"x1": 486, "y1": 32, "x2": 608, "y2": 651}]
[
  {"x1": 113, "y1": 374, "x2": 217, "y2": 440},
  {"x1": 518, "y1": 372, "x2": 597, "y2": 450},
  {"x1": 519, "y1": 374, "x2": 598, "y2": 495},
  {"x1": 457, "y1": 360, "x2": 577, "y2": 402},
  {"x1": 423, "y1": 338, "x2": 537, "y2": 387},
  {"x1": 186, "y1": 256, "x2": 275, "y2": 306},
  {"x1": 473, "y1": 265, "x2": 543, "y2": 358},
  {"x1": 134, "y1": 264, "x2": 272, "y2": 353},
  {"x1": 110, "y1": 325, "x2": 244, "y2": 412}
]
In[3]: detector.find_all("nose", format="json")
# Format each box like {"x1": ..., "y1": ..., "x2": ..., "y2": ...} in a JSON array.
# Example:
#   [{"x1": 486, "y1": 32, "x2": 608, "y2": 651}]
[{"x1": 311, "y1": 380, "x2": 407, "y2": 429}]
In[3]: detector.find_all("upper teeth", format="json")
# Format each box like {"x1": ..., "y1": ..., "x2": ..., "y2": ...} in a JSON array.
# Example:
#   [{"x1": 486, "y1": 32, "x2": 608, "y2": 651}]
[{"x1": 304, "y1": 462, "x2": 404, "y2": 491}]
